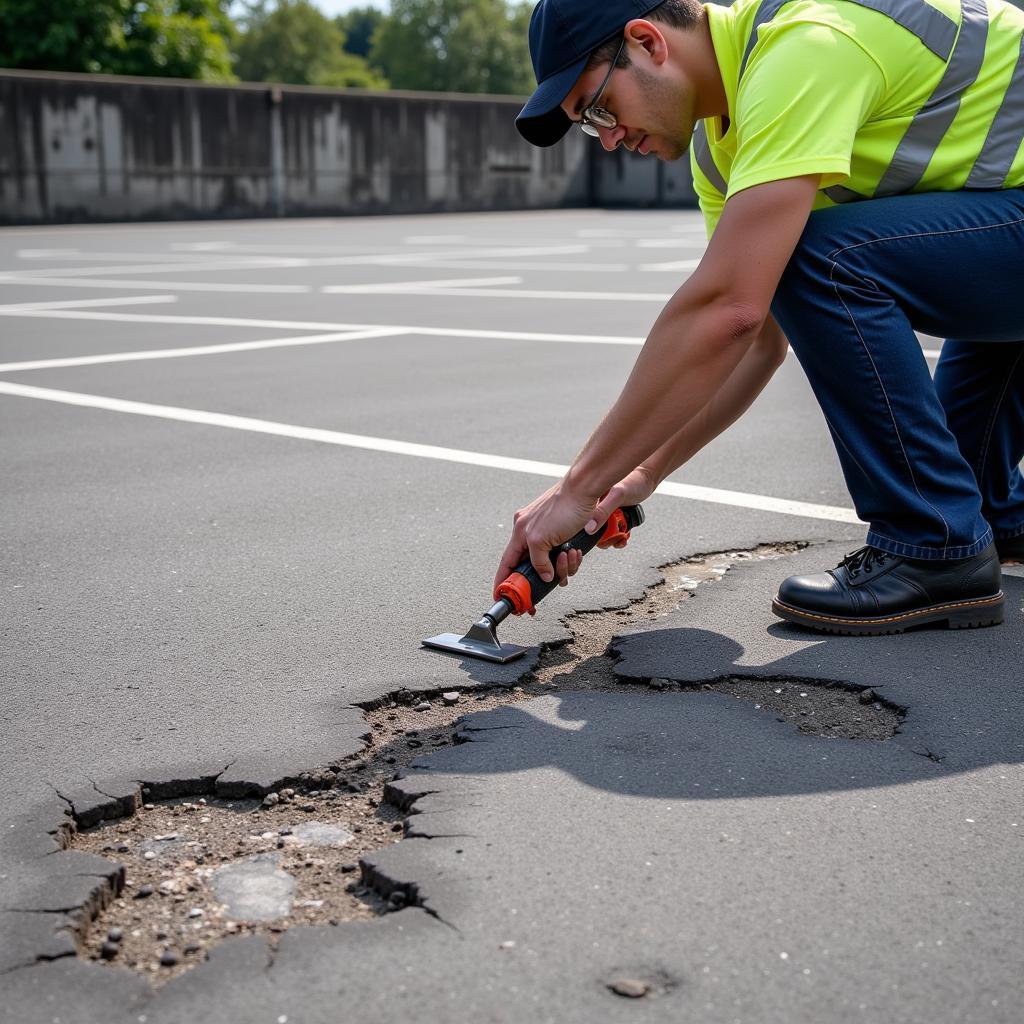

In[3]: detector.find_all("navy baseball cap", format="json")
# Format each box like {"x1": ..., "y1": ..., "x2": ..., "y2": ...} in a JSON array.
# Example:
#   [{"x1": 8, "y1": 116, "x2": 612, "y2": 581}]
[{"x1": 516, "y1": 0, "x2": 665, "y2": 147}]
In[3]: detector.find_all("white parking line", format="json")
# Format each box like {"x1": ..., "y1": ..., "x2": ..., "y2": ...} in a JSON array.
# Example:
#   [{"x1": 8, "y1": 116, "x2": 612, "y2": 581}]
[
  {"x1": 0, "y1": 276, "x2": 312, "y2": 294},
  {"x1": 0, "y1": 379, "x2": 862, "y2": 525},
  {"x1": 320, "y1": 285, "x2": 680, "y2": 301},
  {"x1": 0, "y1": 328, "x2": 407, "y2": 373},
  {"x1": 325, "y1": 276, "x2": 521, "y2": 294},
  {"x1": 0, "y1": 294, "x2": 177, "y2": 313},
  {"x1": 0, "y1": 306, "x2": 943, "y2": 359}
]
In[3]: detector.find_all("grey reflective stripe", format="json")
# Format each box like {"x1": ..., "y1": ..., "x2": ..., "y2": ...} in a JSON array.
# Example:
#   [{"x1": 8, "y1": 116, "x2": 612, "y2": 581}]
[
  {"x1": 966, "y1": 31, "x2": 1024, "y2": 188},
  {"x1": 739, "y1": 0, "x2": 788, "y2": 79},
  {"x1": 847, "y1": 0, "x2": 957, "y2": 59},
  {"x1": 875, "y1": 0, "x2": 989, "y2": 197},
  {"x1": 739, "y1": 0, "x2": 959, "y2": 80},
  {"x1": 822, "y1": 184, "x2": 867, "y2": 203},
  {"x1": 692, "y1": 121, "x2": 729, "y2": 194}
]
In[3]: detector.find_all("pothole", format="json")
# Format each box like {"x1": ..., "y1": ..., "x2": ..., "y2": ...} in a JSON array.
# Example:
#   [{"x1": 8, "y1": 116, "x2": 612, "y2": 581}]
[{"x1": 68, "y1": 542, "x2": 901, "y2": 983}]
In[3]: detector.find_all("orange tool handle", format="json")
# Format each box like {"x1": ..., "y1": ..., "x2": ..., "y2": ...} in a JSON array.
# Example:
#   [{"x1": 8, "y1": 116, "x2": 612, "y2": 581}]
[{"x1": 496, "y1": 504, "x2": 646, "y2": 616}]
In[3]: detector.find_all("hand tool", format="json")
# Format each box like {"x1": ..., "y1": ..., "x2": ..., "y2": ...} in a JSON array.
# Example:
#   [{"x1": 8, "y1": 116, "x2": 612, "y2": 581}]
[{"x1": 422, "y1": 504, "x2": 646, "y2": 663}]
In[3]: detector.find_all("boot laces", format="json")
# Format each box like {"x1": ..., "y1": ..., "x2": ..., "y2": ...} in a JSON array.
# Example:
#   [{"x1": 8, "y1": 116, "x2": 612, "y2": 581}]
[{"x1": 838, "y1": 545, "x2": 890, "y2": 578}]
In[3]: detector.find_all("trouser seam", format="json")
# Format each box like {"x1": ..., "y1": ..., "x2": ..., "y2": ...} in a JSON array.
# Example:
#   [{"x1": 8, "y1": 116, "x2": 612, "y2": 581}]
[
  {"x1": 827, "y1": 253, "x2": 953, "y2": 555},
  {"x1": 976, "y1": 346, "x2": 1024, "y2": 490}
]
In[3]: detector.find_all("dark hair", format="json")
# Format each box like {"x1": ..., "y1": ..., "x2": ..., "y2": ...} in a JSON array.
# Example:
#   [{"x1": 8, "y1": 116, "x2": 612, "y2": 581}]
[{"x1": 584, "y1": 0, "x2": 704, "y2": 71}]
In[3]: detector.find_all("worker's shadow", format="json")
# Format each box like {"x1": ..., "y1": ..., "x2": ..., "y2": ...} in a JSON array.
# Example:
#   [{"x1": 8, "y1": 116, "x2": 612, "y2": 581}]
[{"x1": 404, "y1": 565, "x2": 1024, "y2": 803}]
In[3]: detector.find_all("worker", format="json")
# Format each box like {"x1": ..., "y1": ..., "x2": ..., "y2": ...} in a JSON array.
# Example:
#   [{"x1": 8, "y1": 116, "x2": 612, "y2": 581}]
[{"x1": 495, "y1": 0, "x2": 1024, "y2": 635}]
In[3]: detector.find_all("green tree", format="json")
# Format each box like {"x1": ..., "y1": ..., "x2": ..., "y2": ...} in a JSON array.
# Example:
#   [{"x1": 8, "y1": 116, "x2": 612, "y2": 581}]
[
  {"x1": 370, "y1": 0, "x2": 534, "y2": 94},
  {"x1": 335, "y1": 6, "x2": 385, "y2": 60},
  {"x1": 235, "y1": 0, "x2": 387, "y2": 88},
  {"x1": 0, "y1": 0, "x2": 236, "y2": 80}
]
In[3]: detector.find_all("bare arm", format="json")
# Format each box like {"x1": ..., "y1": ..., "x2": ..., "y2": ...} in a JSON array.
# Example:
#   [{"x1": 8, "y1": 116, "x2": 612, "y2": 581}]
[
  {"x1": 495, "y1": 175, "x2": 819, "y2": 590},
  {"x1": 640, "y1": 314, "x2": 789, "y2": 485}
]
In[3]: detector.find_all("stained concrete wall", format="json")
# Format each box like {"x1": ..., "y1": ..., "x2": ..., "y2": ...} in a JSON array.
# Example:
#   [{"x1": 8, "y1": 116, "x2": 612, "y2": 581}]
[{"x1": 0, "y1": 69, "x2": 695, "y2": 225}]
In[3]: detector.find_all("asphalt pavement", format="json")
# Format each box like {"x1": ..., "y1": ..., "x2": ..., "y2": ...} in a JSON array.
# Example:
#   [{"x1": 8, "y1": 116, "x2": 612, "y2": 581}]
[{"x1": 1, "y1": 210, "x2": 1020, "y2": 1024}]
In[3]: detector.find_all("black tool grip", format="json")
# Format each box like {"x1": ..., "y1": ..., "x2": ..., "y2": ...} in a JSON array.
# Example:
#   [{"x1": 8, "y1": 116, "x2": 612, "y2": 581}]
[{"x1": 503, "y1": 504, "x2": 645, "y2": 613}]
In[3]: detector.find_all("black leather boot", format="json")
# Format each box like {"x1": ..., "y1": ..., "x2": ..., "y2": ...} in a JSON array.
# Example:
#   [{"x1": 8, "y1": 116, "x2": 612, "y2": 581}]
[
  {"x1": 995, "y1": 533, "x2": 1024, "y2": 563},
  {"x1": 772, "y1": 543, "x2": 1003, "y2": 635}
]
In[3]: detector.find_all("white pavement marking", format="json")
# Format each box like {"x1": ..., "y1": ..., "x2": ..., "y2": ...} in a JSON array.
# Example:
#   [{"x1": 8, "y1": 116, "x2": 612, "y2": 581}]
[
  {"x1": 0, "y1": 276, "x2": 312, "y2": 294},
  {"x1": 324, "y1": 276, "x2": 522, "y2": 294},
  {"x1": 635, "y1": 239, "x2": 708, "y2": 248},
  {"x1": 639, "y1": 258, "x2": 703, "y2": 272},
  {"x1": 320, "y1": 285, "x2": 680, "y2": 301},
  {"x1": 0, "y1": 380, "x2": 862, "y2": 526},
  {"x1": 0, "y1": 328, "x2": 407, "y2": 373},
  {"x1": 0, "y1": 294, "x2": 177, "y2": 313},
  {"x1": 0, "y1": 306, "x2": 944, "y2": 360},
  {"x1": 403, "y1": 235, "x2": 471, "y2": 244}
]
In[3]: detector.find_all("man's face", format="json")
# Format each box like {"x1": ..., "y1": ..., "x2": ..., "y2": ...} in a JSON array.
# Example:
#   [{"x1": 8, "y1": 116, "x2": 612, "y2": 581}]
[{"x1": 560, "y1": 40, "x2": 696, "y2": 161}]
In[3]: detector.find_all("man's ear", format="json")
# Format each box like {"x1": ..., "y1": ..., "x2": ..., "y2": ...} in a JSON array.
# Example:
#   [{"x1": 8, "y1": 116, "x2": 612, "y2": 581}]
[{"x1": 625, "y1": 19, "x2": 669, "y2": 65}]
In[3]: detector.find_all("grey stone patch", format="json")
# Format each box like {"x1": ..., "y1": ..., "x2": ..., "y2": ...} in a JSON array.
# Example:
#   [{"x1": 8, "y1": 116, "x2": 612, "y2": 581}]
[
  {"x1": 210, "y1": 854, "x2": 295, "y2": 922},
  {"x1": 136, "y1": 835, "x2": 186, "y2": 860},
  {"x1": 286, "y1": 821, "x2": 355, "y2": 848}
]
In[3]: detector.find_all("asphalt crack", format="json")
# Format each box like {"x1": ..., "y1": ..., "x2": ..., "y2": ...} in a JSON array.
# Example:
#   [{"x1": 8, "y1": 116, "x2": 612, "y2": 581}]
[{"x1": 54, "y1": 542, "x2": 901, "y2": 987}]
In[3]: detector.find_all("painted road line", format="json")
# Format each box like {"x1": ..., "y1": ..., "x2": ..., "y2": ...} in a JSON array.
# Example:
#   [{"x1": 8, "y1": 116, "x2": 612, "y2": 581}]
[
  {"x1": 0, "y1": 276, "x2": 312, "y2": 294},
  {"x1": 3, "y1": 256, "x2": 308, "y2": 278},
  {"x1": 321, "y1": 285, "x2": 679, "y2": 301},
  {"x1": 0, "y1": 328, "x2": 407, "y2": 373},
  {"x1": 0, "y1": 307, "x2": 944, "y2": 360},
  {"x1": 640, "y1": 259, "x2": 703, "y2": 272},
  {"x1": 0, "y1": 295, "x2": 177, "y2": 313},
  {"x1": 635, "y1": 239, "x2": 708, "y2": 248},
  {"x1": 0, "y1": 380, "x2": 862, "y2": 526},
  {"x1": 324, "y1": 276, "x2": 522, "y2": 294}
]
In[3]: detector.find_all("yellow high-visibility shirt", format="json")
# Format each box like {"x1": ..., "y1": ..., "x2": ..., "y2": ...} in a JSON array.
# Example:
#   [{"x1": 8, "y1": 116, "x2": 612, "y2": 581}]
[{"x1": 692, "y1": 0, "x2": 1024, "y2": 237}]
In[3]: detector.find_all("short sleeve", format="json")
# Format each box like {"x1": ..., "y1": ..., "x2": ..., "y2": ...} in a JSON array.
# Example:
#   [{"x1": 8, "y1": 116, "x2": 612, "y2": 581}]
[{"x1": 727, "y1": 21, "x2": 886, "y2": 199}]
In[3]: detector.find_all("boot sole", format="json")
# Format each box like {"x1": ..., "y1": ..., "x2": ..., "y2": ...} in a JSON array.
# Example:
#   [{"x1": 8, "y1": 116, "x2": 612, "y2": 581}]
[{"x1": 771, "y1": 592, "x2": 1005, "y2": 636}]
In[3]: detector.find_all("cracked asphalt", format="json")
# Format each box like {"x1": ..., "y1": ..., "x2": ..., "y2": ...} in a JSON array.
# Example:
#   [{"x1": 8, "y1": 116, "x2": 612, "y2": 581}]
[{"x1": 1, "y1": 211, "x2": 1021, "y2": 1024}]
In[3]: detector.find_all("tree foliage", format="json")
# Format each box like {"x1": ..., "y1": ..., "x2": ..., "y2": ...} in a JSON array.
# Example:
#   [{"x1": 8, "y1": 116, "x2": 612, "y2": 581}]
[
  {"x1": 0, "y1": 0, "x2": 236, "y2": 80},
  {"x1": 371, "y1": 0, "x2": 534, "y2": 95},
  {"x1": 235, "y1": 0, "x2": 387, "y2": 88},
  {"x1": 335, "y1": 6, "x2": 386, "y2": 61},
  {"x1": 0, "y1": 0, "x2": 539, "y2": 94}
]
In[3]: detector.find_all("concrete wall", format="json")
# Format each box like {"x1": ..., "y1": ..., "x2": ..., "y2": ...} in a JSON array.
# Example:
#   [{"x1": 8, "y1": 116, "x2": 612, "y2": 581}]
[{"x1": 0, "y1": 69, "x2": 695, "y2": 225}]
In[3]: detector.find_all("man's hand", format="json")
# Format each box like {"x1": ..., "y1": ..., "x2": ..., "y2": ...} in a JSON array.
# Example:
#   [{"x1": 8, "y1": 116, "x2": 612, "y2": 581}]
[
  {"x1": 584, "y1": 466, "x2": 659, "y2": 537},
  {"x1": 492, "y1": 480, "x2": 601, "y2": 605}
]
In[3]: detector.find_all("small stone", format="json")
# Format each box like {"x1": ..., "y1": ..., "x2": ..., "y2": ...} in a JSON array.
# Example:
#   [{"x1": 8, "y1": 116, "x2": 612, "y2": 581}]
[
  {"x1": 262, "y1": 793, "x2": 280, "y2": 808},
  {"x1": 407, "y1": 740, "x2": 422, "y2": 748},
  {"x1": 344, "y1": 882, "x2": 358, "y2": 893},
  {"x1": 340, "y1": 863, "x2": 357, "y2": 873},
  {"x1": 278, "y1": 828, "x2": 293, "y2": 837},
  {"x1": 100, "y1": 941, "x2": 120, "y2": 960},
  {"x1": 281, "y1": 789, "x2": 295, "y2": 799},
  {"x1": 859, "y1": 688, "x2": 875, "y2": 704},
  {"x1": 499, "y1": 940, "x2": 516, "y2": 950},
  {"x1": 183, "y1": 943, "x2": 201, "y2": 955},
  {"x1": 134, "y1": 885, "x2": 154, "y2": 899},
  {"x1": 159, "y1": 949, "x2": 178, "y2": 968},
  {"x1": 391, "y1": 823, "x2": 403, "y2": 833},
  {"x1": 188, "y1": 908, "x2": 203, "y2": 919},
  {"x1": 143, "y1": 851, "x2": 157, "y2": 861},
  {"x1": 300, "y1": 803, "x2": 316, "y2": 812},
  {"x1": 442, "y1": 692, "x2": 460, "y2": 706},
  {"x1": 609, "y1": 977, "x2": 649, "y2": 998},
  {"x1": 414, "y1": 701, "x2": 432, "y2": 712},
  {"x1": 155, "y1": 930, "x2": 168, "y2": 941},
  {"x1": 107, "y1": 927, "x2": 123, "y2": 943},
  {"x1": 384, "y1": 756, "x2": 396, "y2": 764}
]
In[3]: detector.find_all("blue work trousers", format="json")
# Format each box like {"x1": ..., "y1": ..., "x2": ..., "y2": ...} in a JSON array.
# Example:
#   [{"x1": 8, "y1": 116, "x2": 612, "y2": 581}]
[{"x1": 771, "y1": 188, "x2": 1024, "y2": 560}]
